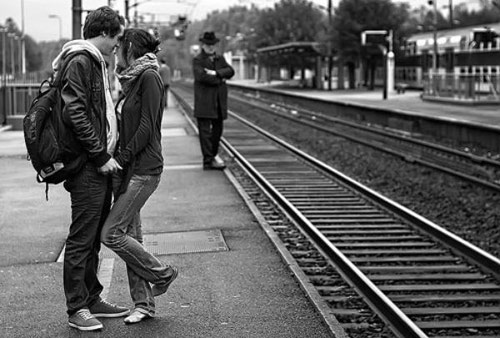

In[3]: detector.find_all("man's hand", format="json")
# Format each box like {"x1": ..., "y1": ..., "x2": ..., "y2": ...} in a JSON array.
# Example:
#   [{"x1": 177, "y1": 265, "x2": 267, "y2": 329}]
[
  {"x1": 204, "y1": 68, "x2": 217, "y2": 76},
  {"x1": 98, "y1": 158, "x2": 123, "y2": 175}
]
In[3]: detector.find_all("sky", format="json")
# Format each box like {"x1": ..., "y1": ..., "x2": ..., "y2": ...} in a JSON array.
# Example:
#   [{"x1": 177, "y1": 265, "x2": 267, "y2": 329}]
[{"x1": 0, "y1": 0, "x2": 480, "y2": 43}]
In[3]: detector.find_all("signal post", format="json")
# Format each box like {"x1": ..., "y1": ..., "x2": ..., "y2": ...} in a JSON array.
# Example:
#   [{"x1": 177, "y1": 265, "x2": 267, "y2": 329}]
[{"x1": 361, "y1": 30, "x2": 394, "y2": 100}]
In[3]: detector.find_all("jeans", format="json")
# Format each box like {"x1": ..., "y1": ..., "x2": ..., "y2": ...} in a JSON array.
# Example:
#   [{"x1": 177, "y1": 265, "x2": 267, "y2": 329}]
[
  {"x1": 197, "y1": 117, "x2": 223, "y2": 165},
  {"x1": 101, "y1": 174, "x2": 171, "y2": 314},
  {"x1": 63, "y1": 162, "x2": 112, "y2": 315}
]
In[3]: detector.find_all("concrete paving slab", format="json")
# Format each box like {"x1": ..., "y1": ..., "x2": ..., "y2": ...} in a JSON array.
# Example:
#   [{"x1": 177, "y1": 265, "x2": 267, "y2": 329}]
[{"x1": 0, "y1": 101, "x2": 338, "y2": 338}]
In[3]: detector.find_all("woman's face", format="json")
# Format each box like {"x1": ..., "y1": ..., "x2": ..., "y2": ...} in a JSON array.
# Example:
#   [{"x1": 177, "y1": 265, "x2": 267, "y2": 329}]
[{"x1": 115, "y1": 43, "x2": 128, "y2": 68}]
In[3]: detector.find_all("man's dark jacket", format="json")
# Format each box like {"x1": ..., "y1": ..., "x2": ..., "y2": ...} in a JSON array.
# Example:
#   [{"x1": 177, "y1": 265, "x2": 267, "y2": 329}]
[
  {"x1": 60, "y1": 53, "x2": 110, "y2": 167},
  {"x1": 192, "y1": 50, "x2": 235, "y2": 119}
]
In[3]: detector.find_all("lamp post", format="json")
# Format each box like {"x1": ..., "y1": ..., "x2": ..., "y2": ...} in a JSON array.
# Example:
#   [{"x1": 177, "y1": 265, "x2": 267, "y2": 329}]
[
  {"x1": 49, "y1": 14, "x2": 63, "y2": 41},
  {"x1": 431, "y1": 0, "x2": 438, "y2": 75},
  {"x1": 16, "y1": 36, "x2": 22, "y2": 74},
  {"x1": 327, "y1": 0, "x2": 332, "y2": 90},
  {"x1": 1, "y1": 28, "x2": 6, "y2": 84},
  {"x1": 1, "y1": 27, "x2": 7, "y2": 125},
  {"x1": 21, "y1": 0, "x2": 26, "y2": 74},
  {"x1": 7, "y1": 33, "x2": 16, "y2": 77}
]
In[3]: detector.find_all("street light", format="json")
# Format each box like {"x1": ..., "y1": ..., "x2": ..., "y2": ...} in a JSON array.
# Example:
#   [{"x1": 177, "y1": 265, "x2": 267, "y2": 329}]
[
  {"x1": 429, "y1": 0, "x2": 438, "y2": 75},
  {"x1": 0, "y1": 28, "x2": 6, "y2": 83},
  {"x1": 327, "y1": 0, "x2": 332, "y2": 90},
  {"x1": 7, "y1": 33, "x2": 17, "y2": 77},
  {"x1": 1, "y1": 27, "x2": 7, "y2": 124},
  {"x1": 49, "y1": 14, "x2": 62, "y2": 41}
]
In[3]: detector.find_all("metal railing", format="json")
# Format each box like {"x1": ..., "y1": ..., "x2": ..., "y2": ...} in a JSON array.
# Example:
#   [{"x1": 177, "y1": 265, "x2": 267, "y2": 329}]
[
  {"x1": 423, "y1": 73, "x2": 500, "y2": 103},
  {"x1": 1, "y1": 73, "x2": 44, "y2": 125}
]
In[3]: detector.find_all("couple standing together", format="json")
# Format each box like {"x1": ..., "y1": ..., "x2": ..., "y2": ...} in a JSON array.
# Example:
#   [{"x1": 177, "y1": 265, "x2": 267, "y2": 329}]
[{"x1": 55, "y1": 6, "x2": 177, "y2": 331}]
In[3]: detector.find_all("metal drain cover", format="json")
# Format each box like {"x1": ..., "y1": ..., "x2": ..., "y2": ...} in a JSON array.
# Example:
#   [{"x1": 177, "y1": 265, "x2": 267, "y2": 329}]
[{"x1": 100, "y1": 229, "x2": 228, "y2": 258}]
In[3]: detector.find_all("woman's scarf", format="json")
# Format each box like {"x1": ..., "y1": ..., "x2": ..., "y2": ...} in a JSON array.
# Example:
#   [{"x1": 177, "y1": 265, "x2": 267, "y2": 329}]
[{"x1": 116, "y1": 52, "x2": 159, "y2": 95}]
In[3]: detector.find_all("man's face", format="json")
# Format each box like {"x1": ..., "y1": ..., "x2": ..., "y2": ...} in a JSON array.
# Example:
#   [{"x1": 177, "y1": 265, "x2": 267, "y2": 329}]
[
  {"x1": 201, "y1": 43, "x2": 217, "y2": 55},
  {"x1": 101, "y1": 25, "x2": 124, "y2": 56}
]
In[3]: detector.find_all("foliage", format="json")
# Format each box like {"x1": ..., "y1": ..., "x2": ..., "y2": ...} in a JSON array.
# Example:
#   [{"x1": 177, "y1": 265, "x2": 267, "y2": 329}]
[
  {"x1": 254, "y1": 0, "x2": 323, "y2": 47},
  {"x1": 1, "y1": 18, "x2": 43, "y2": 74},
  {"x1": 332, "y1": 0, "x2": 411, "y2": 64},
  {"x1": 253, "y1": 0, "x2": 324, "y2": 68},
  {"x1": 452, "y1": 2, "x2": 500, "y2": 27},
  {"x1": 3, "y1": 1, "x2": 499, "y2": 78}
]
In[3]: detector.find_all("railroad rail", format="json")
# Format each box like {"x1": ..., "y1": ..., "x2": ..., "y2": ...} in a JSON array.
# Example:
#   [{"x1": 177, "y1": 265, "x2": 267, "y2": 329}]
[
  {"x1": 171, "y1": 85, "x2": 500, "y2": 338},
  {"x1": 225, "y1": 88, "x2": 500, "y2": 193}
]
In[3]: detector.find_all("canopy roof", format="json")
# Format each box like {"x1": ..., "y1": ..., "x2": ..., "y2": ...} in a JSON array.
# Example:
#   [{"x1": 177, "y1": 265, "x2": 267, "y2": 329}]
[{"x1": 256, "y1": 42, "x2": 323, "y2": 57}]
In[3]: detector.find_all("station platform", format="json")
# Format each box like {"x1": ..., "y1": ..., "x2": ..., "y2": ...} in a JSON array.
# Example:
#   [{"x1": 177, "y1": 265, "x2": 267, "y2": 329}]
[
  {"x1": 229, "y1": 79, "x2": 500, "y2": 128},
  {"x1": 0, "y1": 97, "x2": 340, "y2": 337}
]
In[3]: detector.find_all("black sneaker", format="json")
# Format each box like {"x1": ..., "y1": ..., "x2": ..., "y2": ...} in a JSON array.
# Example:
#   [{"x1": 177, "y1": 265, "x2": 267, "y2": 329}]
[
  {"x1": 89, "y1": 299, "x2": 130, "y2": 318},
  {"x1": 68, "y1": 309, "x2": 103, "y2": 331},
  {"x1": 152, "y1": 266, "x2": 179, "y2": 297}
]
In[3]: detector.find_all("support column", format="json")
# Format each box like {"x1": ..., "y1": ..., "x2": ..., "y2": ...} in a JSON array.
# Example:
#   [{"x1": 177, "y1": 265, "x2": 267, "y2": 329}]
[{"x1": 72, "y1": 0, "x2": 82, "y2": 39}]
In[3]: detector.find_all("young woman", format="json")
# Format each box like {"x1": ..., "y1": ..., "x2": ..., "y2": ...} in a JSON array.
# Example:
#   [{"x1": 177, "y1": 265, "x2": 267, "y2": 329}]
[{"x1": 101, "y1": 28, "x2": 178, "y2": 325}]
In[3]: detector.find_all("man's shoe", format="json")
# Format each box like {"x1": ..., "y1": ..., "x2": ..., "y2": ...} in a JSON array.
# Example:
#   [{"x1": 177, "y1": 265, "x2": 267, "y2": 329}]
[
  {"x1": 124, "y1": 308, "x2": 154, "y2": 325},
  {"x1": 203, "y1": 159, "x2": 226, "y2": 170},
  {"x1": 152, "y1": 266, "x2": 179, "y2": 297},
  {"x1": 68, "y1": 309, "x2": 103, "y2": 331},
  {"x1": 89, "y1": 299, "x2": 130, "y2": 318}
]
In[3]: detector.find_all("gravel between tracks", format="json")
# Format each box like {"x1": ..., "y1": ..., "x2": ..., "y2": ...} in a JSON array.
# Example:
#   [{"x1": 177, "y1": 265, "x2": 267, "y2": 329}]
[{"x1": 231, "y1": 102, "x2": 500, "y2": 260}]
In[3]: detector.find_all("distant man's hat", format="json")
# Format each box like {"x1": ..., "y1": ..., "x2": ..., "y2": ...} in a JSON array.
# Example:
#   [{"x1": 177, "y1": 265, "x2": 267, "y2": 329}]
[{"x1": 199, "y1": 31, "x2": 220, "y2": 45}]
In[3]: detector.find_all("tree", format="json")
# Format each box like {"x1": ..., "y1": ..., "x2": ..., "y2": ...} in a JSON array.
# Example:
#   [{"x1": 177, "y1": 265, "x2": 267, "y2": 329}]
[
  {"x1": 254, "y1": 0, "x2": 323, "y2": 47},
  {"x1": 1, "y1": 18, "x2": 43, "y2": 74},
  {"x1": 253, "y1": 0, "x2": 324, "y2": 72},
  {"x1": 331, "y1": 0, "x2": 411, "y2": 89}
]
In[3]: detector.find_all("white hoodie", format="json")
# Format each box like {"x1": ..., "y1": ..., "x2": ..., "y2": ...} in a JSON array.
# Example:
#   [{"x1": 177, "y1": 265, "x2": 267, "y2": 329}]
[{"x1": 52, "y1": 40, "x2": 118, "y2": 156}]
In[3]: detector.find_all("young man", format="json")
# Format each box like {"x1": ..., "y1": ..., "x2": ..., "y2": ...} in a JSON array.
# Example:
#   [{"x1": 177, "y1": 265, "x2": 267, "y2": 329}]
[
  {"x1": 192, "y1": 31, "x2": 235, "y2": 170},
  {"x1": 51, "y1": 6, "x2": 127, "y2": 331}
]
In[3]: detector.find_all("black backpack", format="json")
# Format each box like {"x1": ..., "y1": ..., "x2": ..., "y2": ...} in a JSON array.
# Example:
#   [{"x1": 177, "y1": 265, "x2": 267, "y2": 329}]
[{"x1": 23, "y1": 51, "x2": 90, "y2": 197}]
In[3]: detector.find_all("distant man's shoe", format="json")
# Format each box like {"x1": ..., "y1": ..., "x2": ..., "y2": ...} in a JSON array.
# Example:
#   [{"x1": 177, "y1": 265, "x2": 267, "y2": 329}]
[
  {"x1": 89, "y1": 299, "x2": 130, "y2": 318},
  {"x1": 203, "y1": 159, "x2": 226, "y2": 170},
  {"x1": 68, "y1": 309, "x2": 103, "y2": 331},
  {"x1": 124, "y1": 308, "x2": 154, "y2": 325},
  {"x1": 152, "y1": 266, "x2": 179, "y2": 297}
]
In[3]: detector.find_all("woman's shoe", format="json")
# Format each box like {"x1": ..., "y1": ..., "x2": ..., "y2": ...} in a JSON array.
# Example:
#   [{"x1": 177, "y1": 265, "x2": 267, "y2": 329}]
[{"x1": 123, "y1": 308, "x2": 154, "y2": 325}]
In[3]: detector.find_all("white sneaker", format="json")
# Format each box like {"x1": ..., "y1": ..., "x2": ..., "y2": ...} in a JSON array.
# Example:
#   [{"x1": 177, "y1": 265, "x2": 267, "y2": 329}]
[{"x1": 124, "y1": 308, "x2": 154, "y2": 324}]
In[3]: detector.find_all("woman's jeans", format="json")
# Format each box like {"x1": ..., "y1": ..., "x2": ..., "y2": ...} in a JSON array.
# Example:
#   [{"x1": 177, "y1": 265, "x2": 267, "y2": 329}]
[{"x1": 101, "y1": 174, "x2": 171, "y2": 314}]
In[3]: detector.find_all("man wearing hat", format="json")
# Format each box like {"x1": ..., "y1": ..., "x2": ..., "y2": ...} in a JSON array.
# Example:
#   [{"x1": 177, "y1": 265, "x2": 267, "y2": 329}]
[{"x1": 192, "y1": 31, "x2": 235, "y2": 170}]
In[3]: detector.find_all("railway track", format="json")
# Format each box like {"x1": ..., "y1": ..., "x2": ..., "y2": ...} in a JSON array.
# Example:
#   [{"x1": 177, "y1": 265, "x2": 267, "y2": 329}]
[
  {"x1": 226, "y1": 86, "x2": 500, "y2": 193},
  {"x1": 171, "y1": 86, "x2": 500, "y2": 338}
]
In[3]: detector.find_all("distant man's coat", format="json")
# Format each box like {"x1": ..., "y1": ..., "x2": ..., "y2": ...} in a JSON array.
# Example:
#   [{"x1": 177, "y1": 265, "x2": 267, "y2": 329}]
[{"x1": 192, "y1": 50, "x2": 235, "y2": 119}]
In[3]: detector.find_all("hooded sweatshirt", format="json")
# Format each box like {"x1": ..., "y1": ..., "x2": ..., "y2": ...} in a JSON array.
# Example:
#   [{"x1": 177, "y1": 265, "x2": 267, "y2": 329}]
[{"x1": 52, "y1": 39, "x2": 118, "y2": 156}]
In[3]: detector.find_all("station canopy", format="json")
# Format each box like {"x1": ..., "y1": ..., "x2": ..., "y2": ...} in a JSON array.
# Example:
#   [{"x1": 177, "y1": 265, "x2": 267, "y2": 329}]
[{"x1": 256, "y1": 41, "x2": 323, "y2": 58}]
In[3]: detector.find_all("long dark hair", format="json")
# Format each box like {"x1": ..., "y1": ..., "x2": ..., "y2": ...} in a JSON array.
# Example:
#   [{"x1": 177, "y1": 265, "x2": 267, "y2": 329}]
[{"x1": 118, "y1": 28, "x2": 161, "y2": 61}]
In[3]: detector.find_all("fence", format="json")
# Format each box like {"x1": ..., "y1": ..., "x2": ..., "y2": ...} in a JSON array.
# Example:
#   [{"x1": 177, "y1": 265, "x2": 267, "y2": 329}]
[
  {"x1": 422, "y1": 73, "x2": 500, "y2": 104},
  {"x1": 0, "y1": 73, "x2": 44, "y2": 127}
]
